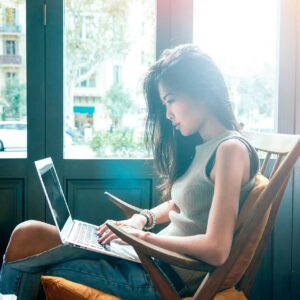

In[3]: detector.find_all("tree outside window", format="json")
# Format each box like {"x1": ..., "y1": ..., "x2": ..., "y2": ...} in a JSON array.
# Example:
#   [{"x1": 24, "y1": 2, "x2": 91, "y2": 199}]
[
  {"x1": 193, "y1": 0, "x2": 278, "y2": 132},
  {"x1": 64, "y1": 0, "x2": 156, "y2": 158},
  {"x1": 5, "y1": 8, "x2": 16, "y2": 26}
]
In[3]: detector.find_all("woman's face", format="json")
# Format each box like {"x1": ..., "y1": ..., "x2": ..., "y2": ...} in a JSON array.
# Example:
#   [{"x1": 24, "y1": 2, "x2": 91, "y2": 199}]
[{"x1": 158, "y1": 82, "x2": 208, "y2": 136}]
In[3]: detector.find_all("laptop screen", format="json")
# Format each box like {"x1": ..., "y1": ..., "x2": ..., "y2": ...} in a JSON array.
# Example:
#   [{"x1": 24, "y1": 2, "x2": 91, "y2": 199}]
[{"x1": 40, "y1": 164, "x2": 70, "y2": 231}]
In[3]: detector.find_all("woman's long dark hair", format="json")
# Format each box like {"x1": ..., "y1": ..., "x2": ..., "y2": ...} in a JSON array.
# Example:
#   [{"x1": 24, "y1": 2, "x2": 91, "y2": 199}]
[{"x1": 144, "y1": 44, "x2": 239, "y2": 200}]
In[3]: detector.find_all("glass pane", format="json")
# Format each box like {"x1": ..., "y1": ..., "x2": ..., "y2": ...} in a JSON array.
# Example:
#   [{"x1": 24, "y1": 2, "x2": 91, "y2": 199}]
[
  {"x1": 193, "y1": 0, "x2": 279, "y2": 132},
  {"x1": 0, "y1": 1, "x2": 27, "y2": 158},
  {"x1": 64, "y1": 0, "x2": 156, "y2": 158}
]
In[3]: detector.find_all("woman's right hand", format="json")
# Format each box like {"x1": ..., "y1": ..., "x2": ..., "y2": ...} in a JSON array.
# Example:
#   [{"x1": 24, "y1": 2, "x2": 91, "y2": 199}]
[{"x1": 96, "y1": 214, "x2": 147, "y2": 245}]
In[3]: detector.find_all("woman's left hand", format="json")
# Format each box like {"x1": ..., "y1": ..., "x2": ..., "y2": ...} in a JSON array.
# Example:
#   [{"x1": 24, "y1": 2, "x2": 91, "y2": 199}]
[{"x1": 98, "y1": 221, "x2": 148, "y2": 245}]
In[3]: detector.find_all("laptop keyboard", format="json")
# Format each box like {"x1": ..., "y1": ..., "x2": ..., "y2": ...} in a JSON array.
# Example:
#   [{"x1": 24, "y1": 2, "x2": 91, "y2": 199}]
[{"x1": 73, "y1": 222, "x2": 110, "y2": 251}]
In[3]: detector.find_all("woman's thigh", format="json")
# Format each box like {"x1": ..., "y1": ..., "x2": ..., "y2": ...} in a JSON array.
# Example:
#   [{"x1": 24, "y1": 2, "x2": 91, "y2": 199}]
[
  {"x1": 3, "y1": 244, "x2": 158, "y2": 300},
  {"x1": 45, "y1": 255, "x2": 159, "y2": 300}
]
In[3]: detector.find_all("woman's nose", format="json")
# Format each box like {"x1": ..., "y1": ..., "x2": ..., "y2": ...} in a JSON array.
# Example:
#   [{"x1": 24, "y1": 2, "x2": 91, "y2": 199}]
[{"x1": 166, "y1": 107, "x2": 173, "y2": 121}]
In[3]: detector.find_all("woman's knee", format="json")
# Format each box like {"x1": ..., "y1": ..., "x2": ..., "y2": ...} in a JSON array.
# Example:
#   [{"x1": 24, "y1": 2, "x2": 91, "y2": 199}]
[
  {"x1": 5, "y1": 220, "x2": 61, "y2": 262},
  {"x1": 12, "y1": 220, "x2": 57, "y2": 242}
]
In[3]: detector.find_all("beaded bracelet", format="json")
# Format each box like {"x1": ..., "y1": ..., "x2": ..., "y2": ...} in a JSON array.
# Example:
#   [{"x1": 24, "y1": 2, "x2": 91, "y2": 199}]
[{"x1": 139, "y1": 209, "x2": 156, "y2": 231}]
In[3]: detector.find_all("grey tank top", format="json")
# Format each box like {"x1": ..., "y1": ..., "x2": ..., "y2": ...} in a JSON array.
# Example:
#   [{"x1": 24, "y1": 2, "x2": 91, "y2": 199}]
[{"x1": 157, "y1": 130, "x2": 259, "y2": 291}]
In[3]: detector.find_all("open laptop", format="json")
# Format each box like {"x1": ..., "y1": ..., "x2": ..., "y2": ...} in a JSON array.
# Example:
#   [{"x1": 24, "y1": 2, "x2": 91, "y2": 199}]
[{"x1": 35, "y1": 157, "x2": 139, "y2": 263}]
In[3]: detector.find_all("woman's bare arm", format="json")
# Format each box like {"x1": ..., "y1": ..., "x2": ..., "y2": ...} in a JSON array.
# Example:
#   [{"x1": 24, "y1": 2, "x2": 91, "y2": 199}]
[
  {"x1": 125, "y1": 139, "x2": 250, "y2": 266},
  {"x1": 150, "y1": 199, "x2": 180, "y2": 224},
  {"x1": 97, "y1": 199, "x2": 179, "y2": 244}
]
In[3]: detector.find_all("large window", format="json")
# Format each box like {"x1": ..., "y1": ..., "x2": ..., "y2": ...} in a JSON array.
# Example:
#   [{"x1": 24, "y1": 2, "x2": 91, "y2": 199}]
[
  {"x1": 64, "y1": 0, "x2": 156, "y2": 158},
  {"x1": 0, "y1": 1, "x2": 27, "y2": 158},
  {"x1": 193, "y1": 0, "x2": 279, "y2": 132}
]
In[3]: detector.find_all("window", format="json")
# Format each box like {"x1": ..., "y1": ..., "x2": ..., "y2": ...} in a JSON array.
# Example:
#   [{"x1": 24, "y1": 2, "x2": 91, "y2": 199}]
[
  {"x1": 64, "y1": 0, "x2": 156, "y2": 158},
  {"x1": 0, "y1": 1, "x2": 27, "y2": 158},
  {"x1": 76, "y1": 68, "x2": 96, "y2": 88},
  {"x1": 5, "y1": 72, "x2": 17, "y2": 81},
  {"x1": 5, "y1": 40, "x2": 17, "y2": 55},
  {"x1": 193, "y1": 0, "x2": 279, "y2": 132},
  {"x1": 88, "y1": 74, "x2": 96, "y2": 88},
  {"x1": 113, "y1": 65, "x2": 122, "y2": 85},
  {"x1": 79, "y1": 77, "x2": 96, "y2": 88},
  {"x1": 82, "y1": 16, "x2": 95, "y2": 40}
]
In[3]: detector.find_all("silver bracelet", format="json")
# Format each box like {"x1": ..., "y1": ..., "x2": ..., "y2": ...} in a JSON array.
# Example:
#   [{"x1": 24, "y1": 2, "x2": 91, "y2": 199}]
[{"x1": 139, "y1": 209, "x2": 156, "y2": 230}]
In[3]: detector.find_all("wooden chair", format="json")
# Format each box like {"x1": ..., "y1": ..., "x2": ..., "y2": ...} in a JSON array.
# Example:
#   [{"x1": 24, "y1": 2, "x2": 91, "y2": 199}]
[{"x1": 105, "y1": 132, "x2": 300, "y2": 300}]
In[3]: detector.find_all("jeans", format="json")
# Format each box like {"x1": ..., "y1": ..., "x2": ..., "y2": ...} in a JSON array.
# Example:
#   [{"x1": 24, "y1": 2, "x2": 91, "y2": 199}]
[{"x1": 0, "y1": 244, "x2": 160, "y2": 300}]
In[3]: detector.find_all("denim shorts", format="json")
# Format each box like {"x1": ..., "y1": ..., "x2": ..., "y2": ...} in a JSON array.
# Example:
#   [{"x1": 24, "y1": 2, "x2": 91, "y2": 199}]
[{"x1": 0, "y1": 244, "x2": 160, "y2": 300}]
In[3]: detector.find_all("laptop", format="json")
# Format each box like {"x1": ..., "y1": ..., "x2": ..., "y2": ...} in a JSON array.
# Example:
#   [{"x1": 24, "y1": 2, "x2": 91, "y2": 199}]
[{"x1": 35, "y1": 157, "x2": 139, "y2": 263}]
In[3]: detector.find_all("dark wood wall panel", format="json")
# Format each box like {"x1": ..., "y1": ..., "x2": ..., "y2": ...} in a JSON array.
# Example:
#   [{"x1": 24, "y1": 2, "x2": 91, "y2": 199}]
[
  {"x1": 273, "y1": 179, "x2": 293, "y2": 300},
  {"x1": 0, "y1": 179, "x2": 24, "y2": 260},
  {"x1": 67, "y1": 179, "x2": 152, "y2": 225},
  {"x1": 249, "y1": 163, "x2": 294, "y2": 300},
  {"x1": 250, "y1": 241, "x2": 273, "y2": 300},
  {"x1": 292, "y1": 165, "x2": 300, "y2": 300}
]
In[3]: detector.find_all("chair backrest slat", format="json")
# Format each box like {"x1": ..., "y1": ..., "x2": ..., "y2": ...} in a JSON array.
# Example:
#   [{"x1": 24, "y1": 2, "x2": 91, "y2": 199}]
[
  {"x1": 261, "y1": 152, "x2": 271, "y2": 174},
  {"x1": 269, "y1": 154, "x2": 284, "y2": 178}
]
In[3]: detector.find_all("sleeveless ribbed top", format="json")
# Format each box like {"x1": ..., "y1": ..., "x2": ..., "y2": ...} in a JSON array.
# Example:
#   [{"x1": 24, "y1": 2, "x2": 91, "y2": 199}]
[{"x1": 157, "y1": 130, "x2": 259, "y2": 292}]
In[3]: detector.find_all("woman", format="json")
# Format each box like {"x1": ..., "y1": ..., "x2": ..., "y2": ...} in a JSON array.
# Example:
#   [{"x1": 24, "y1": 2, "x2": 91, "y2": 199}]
[{"x1": 0, "y1": 44, "x2": 258, "y2": 299}]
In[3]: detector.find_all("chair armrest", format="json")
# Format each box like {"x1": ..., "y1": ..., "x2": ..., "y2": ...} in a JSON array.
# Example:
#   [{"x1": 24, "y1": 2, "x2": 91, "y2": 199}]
[
  {"x1": 106, "y1": 221, "x2": 214, "y2": 272},
  {"x1": 104, "y1": 192, "x2": 142, "y2": 219}
]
